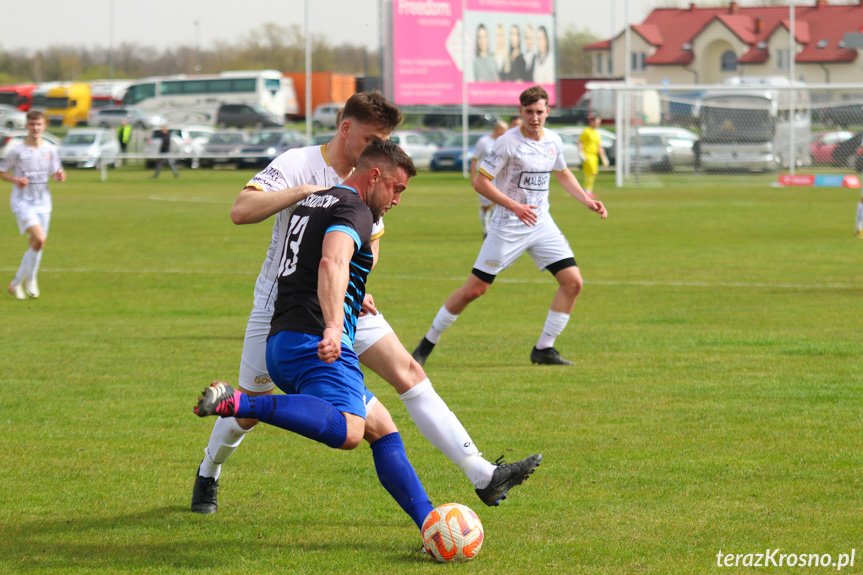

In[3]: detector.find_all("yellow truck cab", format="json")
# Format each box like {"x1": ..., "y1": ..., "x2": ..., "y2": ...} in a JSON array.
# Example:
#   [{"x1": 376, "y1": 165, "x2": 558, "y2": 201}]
[{"x1": 45, "y1": 83, "x2": 92, "y2": 127}]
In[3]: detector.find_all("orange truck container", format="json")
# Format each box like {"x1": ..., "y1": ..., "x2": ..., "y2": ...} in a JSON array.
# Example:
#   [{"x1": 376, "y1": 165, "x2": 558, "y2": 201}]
[{"x1": 284, "y1": 72, "x2": 356, "y2": 118}]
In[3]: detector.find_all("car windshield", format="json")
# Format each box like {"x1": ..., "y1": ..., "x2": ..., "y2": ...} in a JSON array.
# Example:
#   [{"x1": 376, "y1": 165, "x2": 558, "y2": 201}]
[
  {"x1": 209, "y1": 133, "x2": 245, "y2": 145},
  {"x1": 64, "y1": 134, "x2": 97, "y2": 145},
  {"x1": 248, "y1": 132, "x2": 284, "y2": 145}
]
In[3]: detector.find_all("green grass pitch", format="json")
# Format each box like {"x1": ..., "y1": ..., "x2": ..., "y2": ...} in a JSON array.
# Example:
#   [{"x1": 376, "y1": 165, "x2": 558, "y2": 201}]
[{"x1": 1, "y1": 166, "x2": 861, "y2": 574}]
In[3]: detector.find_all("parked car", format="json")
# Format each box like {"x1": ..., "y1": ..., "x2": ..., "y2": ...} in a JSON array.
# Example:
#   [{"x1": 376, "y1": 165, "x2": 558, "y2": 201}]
[
  {"x1": 558, "y1": 133, "x2": 585, "y2": 167},
  {"x1": 200, "y1": 130, "x2": 249, "y2": 168},
  {"x1": 216, "y1": 104, "x2": 283, "y2": 129},
  {"x1": 637, "y1": 126, "x2": 698, "y2": 169},
  {"x1": 143, "y1": 125, "x2": 214, "y2": 169},
  {"x1": 0, "y1": 104, "x2": 26, "y2": 129},
  {"x1": 831, "y1": 131, "x2": 863, "y2": 169},
  {"x1": 238, "y1": 129, "x2": 306, "y2": 167},
  {"x1": 556, "y1": 126, "x2": 617, "y2": 166},
  {"x1": 430, "y1": 132, "x2": 485, "y2": 172},
  {"x1": 628, "y1": 132, "x2": 674, "y2": 172},
  {"x1": 810, "y1": 131, "x2": 854, "y2": 165},
  {"x1": 59, "y1": 128, "x2": 121, "y2": 168},
  {"x1": 389, "y1": 130, "x2": 438, "y2": 169},
  {"x1": 0, "y1": 129, "x2": 62, "y2": 160},
  {"x1": 90, "y1": 107, "x2": 164, "y2": 130},
  {"x1": 311, "y1": 132, "x2": 337, "y2": 146},
  {"x1": 312, "y1": 103, "x2": 342, "y2": 130}
]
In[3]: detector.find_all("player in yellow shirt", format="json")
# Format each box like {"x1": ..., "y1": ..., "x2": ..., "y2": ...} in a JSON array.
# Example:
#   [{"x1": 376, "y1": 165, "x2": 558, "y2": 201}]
[{"x1": 578, "y1": 115, "x2": 608, "y2": 199}]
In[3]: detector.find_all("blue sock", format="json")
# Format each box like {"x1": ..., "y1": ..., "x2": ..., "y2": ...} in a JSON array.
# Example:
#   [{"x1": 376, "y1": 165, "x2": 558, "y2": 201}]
[
  {"x1": 371, "y1": 432, "x2": 434, "y2": 531},
  {"x1": 235, "y1": 394, "x2": 347, "y2": 449}
]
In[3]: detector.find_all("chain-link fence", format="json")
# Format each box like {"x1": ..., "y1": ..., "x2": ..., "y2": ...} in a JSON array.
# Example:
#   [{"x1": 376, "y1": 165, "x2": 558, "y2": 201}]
[{"x1": 586, "y1": 81, "x2": 863, "y2": 189}]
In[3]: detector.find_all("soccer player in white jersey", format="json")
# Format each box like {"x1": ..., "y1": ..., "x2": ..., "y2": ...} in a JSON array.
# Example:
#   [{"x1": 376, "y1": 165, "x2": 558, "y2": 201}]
[
  {"x1": 192, "y1": 92, "x2": 541, "y2": 514},
  {"x1": 413, "y1": 85, "x2": 607, "y2": 366},
  {"x1": 1, "y1": 110, "x2": 66, "y2": 300},
  {"x1": 470, "y1": 120, "x2": 507, "y2": 237},
  {"x1": 855, "y1": 190, "x2": 863, "y2": 238}
]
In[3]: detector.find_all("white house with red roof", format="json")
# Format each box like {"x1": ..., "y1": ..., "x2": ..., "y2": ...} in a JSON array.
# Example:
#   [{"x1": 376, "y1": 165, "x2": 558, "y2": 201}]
[{"x1": 584, "y1": 1, "x2": 863, "y2": 85}]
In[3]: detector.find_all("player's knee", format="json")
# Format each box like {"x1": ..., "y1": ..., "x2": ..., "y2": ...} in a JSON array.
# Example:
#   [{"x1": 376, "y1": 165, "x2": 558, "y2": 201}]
[
  {"x1": 234, "y1": 417, "x2": 260, "y2": 431},
  {"x1": 465, "y1": 282, "x2": 489, "y2": 301},
  {"x1": 30, "y1": 236, "x2": 45, "y2": 251},
  {"x1": 340, "y1": 416, "x2": 367, "y2": 450}
]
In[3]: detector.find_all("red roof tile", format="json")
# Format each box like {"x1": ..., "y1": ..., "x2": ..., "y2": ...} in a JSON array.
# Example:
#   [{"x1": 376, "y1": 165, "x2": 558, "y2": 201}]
[{"x1": 587, "y1": 3, "x2": 863, "y2": 66}]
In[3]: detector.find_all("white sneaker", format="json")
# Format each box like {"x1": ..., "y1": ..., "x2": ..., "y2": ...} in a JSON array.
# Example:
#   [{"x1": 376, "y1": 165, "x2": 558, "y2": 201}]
[
  {"x1": 23, "y1": 278, "x2": 39, "y2": 298},
  {"x1": 7, "y1": 282, "x2": 25, "y2": 300}
]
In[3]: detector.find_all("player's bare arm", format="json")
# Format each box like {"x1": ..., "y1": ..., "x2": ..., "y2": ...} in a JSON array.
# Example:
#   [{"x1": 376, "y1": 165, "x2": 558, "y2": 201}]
[
  {"x1": 317, "y1": 230, "x2": 355, "y2": 363},
  {"x1": 474, "y1": 173, "x2": 538, "y2": 226},
  {"x1": 554, "y1": 168, "x2": 608, "y2": 219},
  {"x1": 230, "y1": 184, "x2": 325, "y2": 225},
  {"x1": 0, "y1": 171, "x2": 28, "y2": 187},
  {"x1": 54, "y1": 168, "x2": 66, "y2": 182}
]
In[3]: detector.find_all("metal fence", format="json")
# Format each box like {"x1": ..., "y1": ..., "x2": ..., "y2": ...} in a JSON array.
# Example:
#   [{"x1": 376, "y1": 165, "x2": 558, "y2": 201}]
[{"x1": 583, "y1": 81, "x2": 863, "y2": 189}]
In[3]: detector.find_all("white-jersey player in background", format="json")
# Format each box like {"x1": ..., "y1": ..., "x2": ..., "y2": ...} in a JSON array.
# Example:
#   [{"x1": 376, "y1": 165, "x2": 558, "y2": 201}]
[
  {"x1": 470, "y1": 120, "x2": 507, "y2": 237},
  {"x1": 1, "y1": 110, "x2": 66, "y2": 300},
  {"x1": 192, "y1": 91, "x2": 541, "y2": 514},
  {"x1": 413, "y1": 85, "x2": 607, "y2": 367}
]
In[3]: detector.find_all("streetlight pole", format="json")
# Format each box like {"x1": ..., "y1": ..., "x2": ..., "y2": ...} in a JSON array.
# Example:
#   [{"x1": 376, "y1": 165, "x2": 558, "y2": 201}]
[
  {"x1": 194, "y1": 20, "x2": 201, "y2": 72},
  {"x1": 108, "y1": 0, "x2": 114, "y2": 80}
]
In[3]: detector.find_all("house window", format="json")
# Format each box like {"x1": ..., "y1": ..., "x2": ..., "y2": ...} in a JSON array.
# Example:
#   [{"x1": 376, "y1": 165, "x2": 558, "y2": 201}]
[
  {"x1": 721, "y1": 50, "x2": 738, "y2": 72},
  {"x1": 631, "y1": 52, "x2": 646, "y2": 72},
  {"x1": 776, "y1": 48, "x2": 790, "y2": 71},
  {"x1": 596, "y1": 53, "x2": 604, "y2": 74}
]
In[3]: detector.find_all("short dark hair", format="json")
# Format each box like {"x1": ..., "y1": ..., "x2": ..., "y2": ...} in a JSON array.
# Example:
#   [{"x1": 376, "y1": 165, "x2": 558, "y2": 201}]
[
  {"x1": 26, "y1": 110, "x2": 44, "y2": 121},
  {"x1": 519, "y1": 85, "x2": 549, "y2": 107},
  {"x1": 356, "y1": 139, "x2": 416, "y2": 179},
  {"x1": 341, "y1": 91, "x2": 404, "y2": 133}
]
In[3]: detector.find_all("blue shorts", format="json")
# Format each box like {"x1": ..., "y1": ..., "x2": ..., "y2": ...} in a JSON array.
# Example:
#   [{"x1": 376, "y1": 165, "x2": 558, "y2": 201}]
[{"x1": 265, "y1": 331, "x2": 374, "y2": 419}]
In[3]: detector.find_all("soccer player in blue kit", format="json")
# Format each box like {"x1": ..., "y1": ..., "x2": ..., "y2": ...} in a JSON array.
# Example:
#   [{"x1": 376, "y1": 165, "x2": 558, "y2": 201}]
[{"x1": 195, "y1": 141, "x2": 434, "y2": 530}]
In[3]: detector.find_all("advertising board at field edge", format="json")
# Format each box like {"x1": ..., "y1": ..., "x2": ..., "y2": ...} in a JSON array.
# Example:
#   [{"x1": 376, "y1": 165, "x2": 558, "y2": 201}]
[{"x1": 393, "y1": 0, "x2": 556, "y2": 106}]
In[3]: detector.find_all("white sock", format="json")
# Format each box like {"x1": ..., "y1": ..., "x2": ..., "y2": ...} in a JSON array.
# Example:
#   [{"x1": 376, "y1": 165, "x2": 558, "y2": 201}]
[
  {"x1": 400, "y1": 378, "x2": 495, "y2": 488},
  {"x1": 199, "y1": 416, "x2": 249, "y2": 479},
  {"x1": 30, "y1": 249, "x2": 43, "y2": 282},
  {"x1": 536, "y1": 311, "x2": 570, "y2": 350},
  {"x1": 13, "y1": 248, "x2": 38, "y2": 285},
  {"x1": 856, "y1": 200, "x2": 863, "y2": 230},
  {"x1": 425, "y1": 305, "x2": 459, "y2": 344}
]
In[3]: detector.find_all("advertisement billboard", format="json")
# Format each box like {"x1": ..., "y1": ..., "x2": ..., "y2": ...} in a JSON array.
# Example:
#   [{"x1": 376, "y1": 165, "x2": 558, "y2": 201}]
[{"x1": 392, "y1": 0, "x2": 556, "y2": 106}]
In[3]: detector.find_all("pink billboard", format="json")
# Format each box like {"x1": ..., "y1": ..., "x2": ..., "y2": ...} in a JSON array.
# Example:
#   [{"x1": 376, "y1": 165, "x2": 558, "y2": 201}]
[{"x1": 392, "y1": 0, "x2": 556, "y2": 106}]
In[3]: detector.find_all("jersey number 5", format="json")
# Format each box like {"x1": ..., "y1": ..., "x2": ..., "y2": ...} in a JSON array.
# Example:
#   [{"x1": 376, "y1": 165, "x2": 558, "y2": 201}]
[{"x1": 277, "y1": 214, "x2": 310, "y2": 277}]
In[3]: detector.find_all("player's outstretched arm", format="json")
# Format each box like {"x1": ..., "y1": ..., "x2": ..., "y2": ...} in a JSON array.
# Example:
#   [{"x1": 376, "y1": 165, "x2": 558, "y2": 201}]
[
  {"x1": 317, "y1": 230, "x2": 355, "y2": 363},
  {"x1": 554, "y1": 168, "x2": 607, "y2": 219},
  {"x1": 474, "y1": 173, "x2": 538, "y2": 226},
  {"x1": 230, "y1": 184, "x2": 324, "y2": 225}
]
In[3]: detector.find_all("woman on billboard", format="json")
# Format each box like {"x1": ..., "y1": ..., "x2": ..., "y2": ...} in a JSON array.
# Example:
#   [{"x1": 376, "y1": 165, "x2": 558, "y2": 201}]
[
  {"x1": 474, "y1": 24, "x2": 499, "y2": 82},
  {"x1": 533, "y1": 25, "x2": 554, "y2": 84}
]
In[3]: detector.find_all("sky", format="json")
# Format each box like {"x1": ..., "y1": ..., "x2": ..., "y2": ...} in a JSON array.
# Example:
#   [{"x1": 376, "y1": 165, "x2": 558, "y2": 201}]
[{"x1": 0, "y1": 0, "x2": 660, "y2": 53}]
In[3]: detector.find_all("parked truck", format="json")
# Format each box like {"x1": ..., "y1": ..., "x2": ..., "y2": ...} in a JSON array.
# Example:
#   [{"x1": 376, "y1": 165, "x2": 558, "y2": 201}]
[
  {"x1": 0, "y1": 84, "x2": 38, "y2": 111},
  {"x1": 285, "y1": 72, "x2": 356, "y2": 119}
]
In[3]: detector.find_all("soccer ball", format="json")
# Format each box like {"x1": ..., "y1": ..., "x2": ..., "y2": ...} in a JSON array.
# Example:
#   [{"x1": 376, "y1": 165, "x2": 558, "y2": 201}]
[{"x1": 421, "y1": 503, "x2": 484, "y2": 562}]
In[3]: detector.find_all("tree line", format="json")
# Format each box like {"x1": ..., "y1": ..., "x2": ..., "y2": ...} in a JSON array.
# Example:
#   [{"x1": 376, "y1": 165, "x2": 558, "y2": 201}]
[{"x1": 0, "y1": 23, "x2": 598, "y2": 85}]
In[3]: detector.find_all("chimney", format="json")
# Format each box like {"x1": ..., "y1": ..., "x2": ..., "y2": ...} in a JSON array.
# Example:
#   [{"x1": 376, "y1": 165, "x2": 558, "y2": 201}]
[
  {"x1": 690, "y1": 2, "x2": 696, "y2": 10},
  {"x1": 730, "y1": 1, "x2": 739, "y2": 14},
  {"x1": 755, "y1": 16, "x2": 763, "y2": 34},
  {"x1": 816, "y1": 0, "x2": 828, "y2": 7}
]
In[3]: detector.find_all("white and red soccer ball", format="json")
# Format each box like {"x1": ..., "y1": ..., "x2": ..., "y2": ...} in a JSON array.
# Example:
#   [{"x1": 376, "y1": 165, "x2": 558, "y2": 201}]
[{"x1": 421, "y1": 503, "x2": 484, "y2": 562}]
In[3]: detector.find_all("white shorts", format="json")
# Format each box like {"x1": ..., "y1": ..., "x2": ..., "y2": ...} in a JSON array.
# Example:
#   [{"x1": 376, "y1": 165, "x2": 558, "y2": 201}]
[
  {"x1": 11, "y1": 208, "x2": 50, "y2": 236},
  {"x1": 472, "y1": 217, "x2": 575, "y2": 278},
  {"x1": 238, "y1": 306, "x2": 395, "y2": 393}
]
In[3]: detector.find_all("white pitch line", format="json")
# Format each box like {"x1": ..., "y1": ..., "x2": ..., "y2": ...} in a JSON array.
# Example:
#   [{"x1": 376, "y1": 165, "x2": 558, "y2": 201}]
[{"x1": 0, "y1": 267, "x2": 854, "y2": 290}]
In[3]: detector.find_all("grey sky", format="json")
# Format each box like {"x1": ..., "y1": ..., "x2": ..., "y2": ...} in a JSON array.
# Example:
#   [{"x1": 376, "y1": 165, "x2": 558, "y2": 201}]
[{"x1": 0, "y1": 0, "x2": 659, "y2": 53}]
